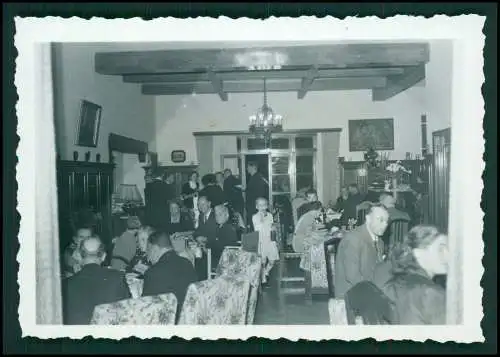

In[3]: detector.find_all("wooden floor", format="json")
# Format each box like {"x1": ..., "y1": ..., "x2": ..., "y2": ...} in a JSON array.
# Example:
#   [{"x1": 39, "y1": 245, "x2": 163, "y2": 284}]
[{"x1": 253, "y1": 259, "x2": 330, "y2": 325}]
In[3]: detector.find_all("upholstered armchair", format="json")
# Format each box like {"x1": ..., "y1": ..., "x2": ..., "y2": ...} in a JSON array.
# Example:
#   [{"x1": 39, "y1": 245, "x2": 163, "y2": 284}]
[
  {"x1": 215, "y1": 247, "x2": 262, "y2": 324},
  {"x1": 90, "y1": 293, "x2": 177, "y2": 325},
  {"x1": 178, "y1": 275, "x2": 250, "y2": 325}
]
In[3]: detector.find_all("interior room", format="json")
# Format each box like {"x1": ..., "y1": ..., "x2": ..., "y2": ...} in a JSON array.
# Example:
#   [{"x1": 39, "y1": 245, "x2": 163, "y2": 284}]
[{"x1": 49, "y1": 40, "x2": 456, "y2": 325}]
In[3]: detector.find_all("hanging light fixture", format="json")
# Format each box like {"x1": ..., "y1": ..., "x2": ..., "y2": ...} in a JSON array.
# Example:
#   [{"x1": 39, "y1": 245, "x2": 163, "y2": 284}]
[{"x1": 249, "y1": 78, "x2": 283, "y2": 142}]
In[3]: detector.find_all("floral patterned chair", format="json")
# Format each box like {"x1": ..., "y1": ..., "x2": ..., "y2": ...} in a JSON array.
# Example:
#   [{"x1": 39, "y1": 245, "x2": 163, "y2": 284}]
[
  {"x1": 328, "y1": 298, "x2": 348, "y2": 325},
  {"x1": 215, "y1": 247, "x2": 262, "y2": 324},
  {"x1": 90, "y1": 293, "x2": 177, "y2": 325},
  {"x1": 178, "y1": 275, "x2": 250, "y2": 325}
]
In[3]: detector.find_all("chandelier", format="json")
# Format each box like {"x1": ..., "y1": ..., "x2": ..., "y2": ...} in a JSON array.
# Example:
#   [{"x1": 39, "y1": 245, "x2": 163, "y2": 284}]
[{"x1": 249, "y1": 78, "x2": 283, "y2": 142}]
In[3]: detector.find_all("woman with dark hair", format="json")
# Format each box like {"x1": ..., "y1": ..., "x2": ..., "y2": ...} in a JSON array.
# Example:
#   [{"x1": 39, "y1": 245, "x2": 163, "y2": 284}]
[
  {"x1": 165, "y1": 200, "x2": 194, "y2": 234},
  {"x1": 380, "y1": 224, "x2": 448, "y2": 325},
  {"x1": 198, "y1": 173, "x2": 225, "y2": 207}
]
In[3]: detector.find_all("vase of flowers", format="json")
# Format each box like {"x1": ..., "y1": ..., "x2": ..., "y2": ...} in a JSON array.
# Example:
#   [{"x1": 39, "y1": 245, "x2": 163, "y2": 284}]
[{"x1": 386, "y1": 161, "x2": 411, "y2": 198}]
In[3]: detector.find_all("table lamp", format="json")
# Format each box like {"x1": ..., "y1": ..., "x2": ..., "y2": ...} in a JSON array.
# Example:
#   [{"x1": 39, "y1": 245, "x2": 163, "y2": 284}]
[{"x1": 115, "y1": 184, "x2": 144, "y2": 215}]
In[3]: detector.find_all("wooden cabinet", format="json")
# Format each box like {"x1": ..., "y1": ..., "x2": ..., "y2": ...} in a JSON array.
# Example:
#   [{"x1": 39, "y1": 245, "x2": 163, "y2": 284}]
[{"x1": 57, "y1": 160, "x2": 115, "y2": 250}]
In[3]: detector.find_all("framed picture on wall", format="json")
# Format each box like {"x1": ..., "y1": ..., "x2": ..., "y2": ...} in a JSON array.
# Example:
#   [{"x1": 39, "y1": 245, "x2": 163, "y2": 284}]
[
  {"x1": 348, "y1": 118, "x2": 394, "y2": 152},
  {"x1": 171, "y1": 150, "x2": 186, "y2": 163},
  {"x1": 76, "y1": 100, "x2": 102, "y2": 148}
]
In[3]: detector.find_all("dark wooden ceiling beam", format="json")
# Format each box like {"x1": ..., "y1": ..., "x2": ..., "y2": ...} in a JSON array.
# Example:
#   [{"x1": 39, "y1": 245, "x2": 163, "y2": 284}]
[
  {"x1": 122, "y1": 67, "x2": 406, "y2": 83},
  {"x1": 141, "y1": 77, "x2": 387, "y2": 96},
  {"x1": 298, "y1": 66, "x2": 319, "y2": 100},
  {"x1": 372, "y1": 64, "x2": 426, "y2": 101},
  {"x1": 96, "y1": 43, "x2": 430, "y2": 75},
  {"x1": 207, "y1": 70, "x2": 228, "y2": 101}
]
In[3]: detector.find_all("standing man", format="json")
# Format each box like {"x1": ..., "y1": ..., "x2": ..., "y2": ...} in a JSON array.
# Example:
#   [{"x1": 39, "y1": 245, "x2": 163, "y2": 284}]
[
  {"x1": 245, "y1": 162, "x2": 269, "y2": 230},
  {"x1": 144, "y1": 170, "x2": 175, "y2": 230},
  {"x1": 334, "y1": 203, "x2": 389, "y2": 298},
  {"x1": 223, "y1": 168, "x2": 244, "y2": 216}
]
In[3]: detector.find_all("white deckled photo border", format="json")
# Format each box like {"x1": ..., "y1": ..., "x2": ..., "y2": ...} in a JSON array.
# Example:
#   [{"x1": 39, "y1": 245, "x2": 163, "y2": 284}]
[{"x1": 15, "y1": 15, "x2": 486, "y2": 342}]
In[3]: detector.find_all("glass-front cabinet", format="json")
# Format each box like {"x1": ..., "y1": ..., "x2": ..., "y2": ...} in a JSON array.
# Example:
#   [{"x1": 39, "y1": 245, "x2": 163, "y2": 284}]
[{"x1": 238, "y1": 134, "x2": 316, "y2": 207}]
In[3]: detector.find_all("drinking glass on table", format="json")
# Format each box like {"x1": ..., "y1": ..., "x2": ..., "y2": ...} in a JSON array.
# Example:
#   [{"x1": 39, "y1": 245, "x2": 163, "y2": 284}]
[{"x1": 126, "y1": 273, "x2": 143, "y2": 298}]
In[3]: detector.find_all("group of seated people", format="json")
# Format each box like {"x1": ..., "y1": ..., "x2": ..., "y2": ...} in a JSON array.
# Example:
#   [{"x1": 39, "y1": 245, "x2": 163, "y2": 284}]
[
  {"x1": 61, "y1": 189, "x2": 280, "y2": 325},
  {"x1": 332, "y1": 202, "x2": 447, "y2": 325},
  {"x1": 62, "y1": 224, "x2": 198, "y2": 324}
]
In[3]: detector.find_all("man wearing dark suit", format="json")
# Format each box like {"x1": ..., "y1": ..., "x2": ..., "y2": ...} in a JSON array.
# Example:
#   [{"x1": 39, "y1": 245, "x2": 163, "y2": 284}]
[
  {"x1": 334, "y1": 203, "x2": 389, "y2": 298},
  {"x1": 193, "y1": 195, "x2": 218, "y2": 280},
  {"x1": 145, "y1": 171, "x2": 175, "y2": 230},
  {"x1": 142, "y1": 231, "x2": 198, "y2": 319},
  {"x1": 62, "y1": 236, "x2": 131, "y2": 325},
  {"x1": 212, "y1": 204, "x2": 239, "y2": 268},
  {"x1": 339, "y1": 183, "x2": 365, "y2": 226},
  {"x1": 245, "y1": 162, "x2": 269, "y2": 230},
  {"x1": 223, "y1": 169, "x2": 244, "y2": 216}
]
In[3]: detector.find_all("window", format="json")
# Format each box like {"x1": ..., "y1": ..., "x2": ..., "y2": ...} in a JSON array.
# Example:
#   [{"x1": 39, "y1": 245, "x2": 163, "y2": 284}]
[
  {"x1": 295, "y1": 136, "x2": 314, "y2": 149},
  {"x1": 271, "y1": 156, "x2": 290, "y2": 195},
  {"x1": 271, "y1": 138, "x2": 290, "y2": 149},
  {"x1": 296, "y1": 154, "x2": 314, "y2": 191},
  {"x1": 247, "y1": 138, "x2": 267, "y2": 150}
]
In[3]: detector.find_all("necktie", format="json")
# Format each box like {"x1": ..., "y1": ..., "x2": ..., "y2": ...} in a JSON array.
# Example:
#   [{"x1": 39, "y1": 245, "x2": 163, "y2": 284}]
[{"x1": 374, "y1": 239, "x2": 381, "y2": 261}]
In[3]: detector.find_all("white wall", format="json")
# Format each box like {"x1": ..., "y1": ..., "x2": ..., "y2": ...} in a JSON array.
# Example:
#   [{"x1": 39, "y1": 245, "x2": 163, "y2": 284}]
[
  {"x1": 155, "y1": 87, "x2": 424, "y2": 164},
  {"x1": 52, "y1": 43, "x2": 156, "y2": 163},
  {"x1": 154, "y1": 40, "x2": 453, "y2": 165},
  {"x1": 424, "y1": 40, "x2": 454, "y2": 147},
  {"x1": 122, "y1": 153, "x2": 146, "y2": 203}
]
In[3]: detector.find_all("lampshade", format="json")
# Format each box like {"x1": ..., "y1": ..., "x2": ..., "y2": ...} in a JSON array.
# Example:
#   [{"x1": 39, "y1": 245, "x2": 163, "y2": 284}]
[{"x1": 116, "y1": 184, "x2": 143, "y2": 204}]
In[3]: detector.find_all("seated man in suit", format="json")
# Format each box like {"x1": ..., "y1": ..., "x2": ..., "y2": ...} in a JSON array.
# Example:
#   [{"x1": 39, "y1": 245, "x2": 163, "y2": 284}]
[
  {"x1": 339, "y1": 183, "x2": 365, "y2": 226},
  {"x1": 334, "y1": 203, "x2": 389, "y2": 298},
  {"x1": 62, "y1": 236, "x2": 131, "y2": 325},
  {"x1": 212, "y1": 204, "x2": 239, "y2": 268},
  {"x1": 193, "y1": 195, "x2": 218, "y2": 280},
  {"x1": 142, "y1": 230, "x2": 198, "y2": 319}
]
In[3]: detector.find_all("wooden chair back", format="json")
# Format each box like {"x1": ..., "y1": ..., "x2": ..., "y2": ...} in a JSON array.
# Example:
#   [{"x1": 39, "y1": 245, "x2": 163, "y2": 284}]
[
  {"x1": 355, "y1": 201, "x2": 373, "y2": 225},
  {"x1": 388, "y1": 218, "x2": 410, "y2": 253}
]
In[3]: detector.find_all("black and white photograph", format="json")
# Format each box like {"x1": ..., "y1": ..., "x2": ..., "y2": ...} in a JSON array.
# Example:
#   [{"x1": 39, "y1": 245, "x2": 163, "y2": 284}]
[{"x1": 14, "y1": 15, "x2": 486, "y2": 342}]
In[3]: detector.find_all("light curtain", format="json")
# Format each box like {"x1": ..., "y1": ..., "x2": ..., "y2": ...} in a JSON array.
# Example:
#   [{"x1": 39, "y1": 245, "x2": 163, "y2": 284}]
[
  {"x1": 34, "y1": 43, "x2": 63, "y2": 324},
  {"x1": 318, "y1": 131, "x2": 341, "y2": 207}
]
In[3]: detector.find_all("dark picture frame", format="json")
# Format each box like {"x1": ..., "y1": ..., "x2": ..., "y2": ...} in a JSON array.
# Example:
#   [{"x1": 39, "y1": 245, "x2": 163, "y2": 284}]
[
  {"x1": 348, "y1": 118, "x2": 395, "y2": 152},
  {"x1": 76, "y1": 100, "x2": 102, "y2": 148},
  {"x1": 171, "y1": 150, "x2": 186, "y2": 163}
]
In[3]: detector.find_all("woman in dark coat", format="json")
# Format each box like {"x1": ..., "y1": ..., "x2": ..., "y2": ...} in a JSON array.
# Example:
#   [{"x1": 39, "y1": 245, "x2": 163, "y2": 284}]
[
  {"x1": 380, "y1": 224, "x2": 448, "y2": 325},
  {"x1": 198, "y1": 173, "x2": 226, "y2": 208}
]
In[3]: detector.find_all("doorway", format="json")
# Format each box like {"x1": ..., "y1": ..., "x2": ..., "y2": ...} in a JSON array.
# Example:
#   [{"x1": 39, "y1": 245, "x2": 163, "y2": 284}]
[{"x1": 244, "y1": 154, "x2": 270, "y2": 189}]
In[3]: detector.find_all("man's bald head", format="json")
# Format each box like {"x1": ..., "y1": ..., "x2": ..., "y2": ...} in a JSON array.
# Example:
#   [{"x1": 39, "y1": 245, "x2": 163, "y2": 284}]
[
  {"x1": 78, "y1": 236, "x2": 106, "y2": 263},
  {"x1": 379, "y1": 193, "x2": 396, "y2": 208}
]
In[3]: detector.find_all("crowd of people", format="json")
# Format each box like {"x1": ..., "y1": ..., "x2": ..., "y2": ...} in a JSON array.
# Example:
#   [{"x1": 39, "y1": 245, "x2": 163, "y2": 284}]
[
  {"x1": 60, "y1": 161, "x2": 446, "y2": 325},
  {"x1": 60, "y1": 163, "x2": 281, "y2": 324}
]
